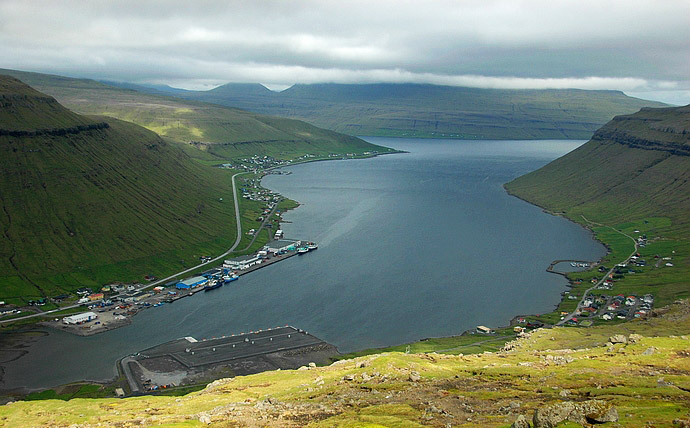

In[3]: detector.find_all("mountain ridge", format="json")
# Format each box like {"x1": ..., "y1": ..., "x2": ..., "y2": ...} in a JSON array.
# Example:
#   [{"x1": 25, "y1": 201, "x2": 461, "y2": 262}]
[
  {"x1": 0, "y1": 69, "x2": 391, "y2": 161},
  {"x1": 180, "y1": 81, "x2": 669, "y2": 140},
  {"x1": 0, "y1": 76, "x2": 244, "y2": 300}
]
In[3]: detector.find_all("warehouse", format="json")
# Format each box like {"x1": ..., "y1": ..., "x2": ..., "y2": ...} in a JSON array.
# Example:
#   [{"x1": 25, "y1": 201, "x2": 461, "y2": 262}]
[
  {"x1": 265, "y1": 239, "x2": 301, "y2": 253},
  {"x1": 63, "y1": 311, "x2": 98, "y2": 325},
  {"x1": 176, "y1": 276, "x2": 208, "y2": 289},
  {"x1": 224, "y1": 254, "x2": 262, "y2": 270}
]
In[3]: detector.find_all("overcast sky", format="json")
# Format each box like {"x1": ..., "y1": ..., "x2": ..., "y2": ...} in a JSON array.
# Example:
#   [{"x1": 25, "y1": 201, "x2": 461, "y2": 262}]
[{"x1": 1, "y1": 0, "x2": 689, "y2": 104}]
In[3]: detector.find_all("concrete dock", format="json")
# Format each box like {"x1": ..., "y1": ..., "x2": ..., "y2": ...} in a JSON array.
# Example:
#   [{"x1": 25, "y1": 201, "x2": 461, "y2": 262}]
[{"x1": 120, "y1": 326, "x2": 338, "y2": 394}]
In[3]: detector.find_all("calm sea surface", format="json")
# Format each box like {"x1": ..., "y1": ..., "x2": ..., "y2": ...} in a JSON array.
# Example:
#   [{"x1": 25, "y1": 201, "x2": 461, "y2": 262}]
[{"x1": 2, "y1": 138, "x2": 606, "y2": 391}]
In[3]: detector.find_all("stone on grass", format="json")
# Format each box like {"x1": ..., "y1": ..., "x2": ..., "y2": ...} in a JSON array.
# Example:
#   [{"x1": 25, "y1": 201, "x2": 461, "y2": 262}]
[
  {"x1": 511, "y1": 414, "x2": 531, "y2": 428},
  {"x1": 609, "y1": 334, "x2": 627, "y2": 344},
  {"x1": 533, "y1": 400, "x2": 617, "y2": 427},
  {"x1": 628, "y1": 333, "x2": 644, "y2": 343}
]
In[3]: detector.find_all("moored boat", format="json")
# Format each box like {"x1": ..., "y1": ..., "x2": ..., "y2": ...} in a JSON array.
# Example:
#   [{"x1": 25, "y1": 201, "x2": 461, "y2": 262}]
[
  {"x1": 307, "y1": 242, "x2": 318, "y2": 250},
  {"x1": 204, "y1": 279, "x2": 223, "y2": 291},
  {"x1": 297, "y1": 247, "x2": 309, "y2": 254},
  {"x1": 223, "y1": 273, "x2": 239, "y2": 283}
]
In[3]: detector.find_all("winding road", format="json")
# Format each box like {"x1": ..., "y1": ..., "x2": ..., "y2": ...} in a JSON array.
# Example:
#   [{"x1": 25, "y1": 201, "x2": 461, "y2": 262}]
[{"x1": 556, "y1": 216, "x2": 639, "y2": 326}]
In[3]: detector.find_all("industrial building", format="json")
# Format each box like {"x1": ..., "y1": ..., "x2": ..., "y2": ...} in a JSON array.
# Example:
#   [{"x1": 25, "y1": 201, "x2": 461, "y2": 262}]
[
  {"x1": 176, "y1": 276, "x2": 208, "y2": 289},
  {"x1": 265, "y1": 239, "x2": 301, "y2": 253},
  {"x1": 224, "y1": 254, "x2": 263, "y2": 270},
  {"x1": 63, "y1": 311, "x2": 98, "y2": 325}
]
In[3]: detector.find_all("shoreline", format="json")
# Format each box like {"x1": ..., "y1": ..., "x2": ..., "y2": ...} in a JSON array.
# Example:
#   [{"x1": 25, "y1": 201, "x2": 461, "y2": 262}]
[{"x1": 0, "y1": 144, "x2": 604, "y2": 397}]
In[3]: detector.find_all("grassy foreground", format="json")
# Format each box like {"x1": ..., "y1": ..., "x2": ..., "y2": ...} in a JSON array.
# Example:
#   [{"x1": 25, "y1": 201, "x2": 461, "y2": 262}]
[{"x1": 1, "y1": 300, "x2": 689, "y2": 427}]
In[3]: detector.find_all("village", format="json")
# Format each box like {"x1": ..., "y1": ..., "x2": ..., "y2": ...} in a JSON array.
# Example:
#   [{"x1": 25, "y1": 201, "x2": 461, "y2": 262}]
[
  {"x1": 50, "y1": 234, "x2": 318, "y2": 335},
  {"x1": 217, "y1": 151, "x2": 381, "y2": 173}
]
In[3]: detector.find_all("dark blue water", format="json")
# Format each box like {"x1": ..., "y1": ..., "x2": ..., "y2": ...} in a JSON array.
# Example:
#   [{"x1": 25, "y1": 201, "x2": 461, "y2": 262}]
[{"x1": 1, "y1": 138, "x2": 606, "y2": 391}]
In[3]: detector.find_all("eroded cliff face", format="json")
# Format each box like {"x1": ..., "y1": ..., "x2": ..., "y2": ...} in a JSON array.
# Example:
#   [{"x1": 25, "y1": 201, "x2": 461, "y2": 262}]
[{"x1": 593, "y1": 105, "x2": 690, "y2": 155}]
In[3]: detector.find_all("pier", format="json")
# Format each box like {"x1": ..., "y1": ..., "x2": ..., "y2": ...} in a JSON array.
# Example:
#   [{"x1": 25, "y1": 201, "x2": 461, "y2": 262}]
[{"x1": 546, "y1": 259, "x2": 597, "y2": 278}]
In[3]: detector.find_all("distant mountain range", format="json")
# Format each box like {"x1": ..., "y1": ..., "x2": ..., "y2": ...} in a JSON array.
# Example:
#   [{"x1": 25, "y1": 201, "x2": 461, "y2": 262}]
[
  {"x1": 0, "y1": 69, "x2": 391, "y2": 161},
  {"x1": 160, "y1": 82, "x2": 669, "y2": 140}
]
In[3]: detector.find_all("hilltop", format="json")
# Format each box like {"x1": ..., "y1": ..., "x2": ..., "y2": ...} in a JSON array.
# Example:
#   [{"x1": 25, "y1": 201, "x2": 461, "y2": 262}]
[
  {"x1": 0, "y1": 69, "x2": 392, "y2": 161},
  {"x1": 0, "y1": 76, "x2": 244, "y2": 303},
  {"x1": 177, "y1": 82, "x2": 668, "y2": 140},
  {"x1": 2, "y1": 299, "x2": 689, "y2": 426}
]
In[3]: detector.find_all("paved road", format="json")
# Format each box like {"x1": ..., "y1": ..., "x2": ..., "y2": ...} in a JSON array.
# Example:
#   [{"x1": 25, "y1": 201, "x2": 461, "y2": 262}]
[
  {"x1": 1, "y1": 171, "x2": 249, "y2": 325},
  {"x1": 556, "y1": 216, "x2": 639, "y2": 326}
]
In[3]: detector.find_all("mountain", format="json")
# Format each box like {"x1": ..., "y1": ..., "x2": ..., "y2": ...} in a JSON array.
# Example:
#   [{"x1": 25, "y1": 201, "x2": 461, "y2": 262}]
[
  {"x1": 178, "y1": 82, "x2": 669, "y2": 139},
  {"x1": 0, "y1": 75, "x2": 244, "y2": 302},
  {"x1": 0, "y1": 69, "x2": 392, "y2": 161},
  {"x1": 506, "y1": 104, "x2": 690, "y2": 309},
  {"x1": 505, "y1": 105, "x2": 690, "y2": 233}
]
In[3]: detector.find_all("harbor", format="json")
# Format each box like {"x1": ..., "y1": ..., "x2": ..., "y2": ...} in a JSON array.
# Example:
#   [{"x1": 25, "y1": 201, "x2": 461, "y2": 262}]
[{"x1": 43, "y1": 238, "x2": 319, "y2": 337}]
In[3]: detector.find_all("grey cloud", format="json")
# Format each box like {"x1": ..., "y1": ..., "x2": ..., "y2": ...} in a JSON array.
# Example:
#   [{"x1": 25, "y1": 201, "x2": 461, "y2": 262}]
[{"x1": 0, "y1": 0, "x2": 688, "y2": 103}]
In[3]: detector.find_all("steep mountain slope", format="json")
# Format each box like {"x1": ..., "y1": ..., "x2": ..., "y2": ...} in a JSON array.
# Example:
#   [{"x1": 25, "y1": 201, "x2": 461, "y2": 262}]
[
  {"x1": 0, "y1": 76, "x2": 240, "y2": 301},
  {"x1": 0, "y1": 69, "x2": 391, "y2": 161},
  {"x1": 505, "y1": 105, "x2": 690, "y2": 233},
  {"x1": 181, "y1": 82, "x2": 668, "y2": 139},
  {"x1": 506, "y1": 104, "x2": 690, "y2": 315}
]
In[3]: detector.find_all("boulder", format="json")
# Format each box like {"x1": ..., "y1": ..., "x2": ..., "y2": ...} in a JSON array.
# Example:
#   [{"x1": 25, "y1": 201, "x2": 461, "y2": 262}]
[
  {"x1": 533, "y1": 401, "x2": 575, "y2": 427},
  {"x1": 574, "y1": 399, "x2": 619, "y2": 424},
  {"x1": 511, "y1": 414, "x2": 531, "y2": 428},
  {"x1": 609, "y1": 334, "x2": 628, "y2": 344},
  {"x1": 628, "y1": 333, "x2": 644, "y2": 343},
  {"x1": 409, "y1": 371, "x2": 421, "y2": 382},
  {"x1": 533, "y1": 400, "x2": 617, "y2": 427},
  {"x1": 642, "y1": 347, "x2": 656, "y2": 355}
]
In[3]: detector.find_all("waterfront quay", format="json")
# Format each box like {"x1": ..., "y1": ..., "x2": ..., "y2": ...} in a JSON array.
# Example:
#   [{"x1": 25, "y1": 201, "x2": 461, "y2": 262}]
[
  {"x1": 44, "y1": 239, "x2": 318, "y2": 336},
  {"x1": 120, "y1": 326, "x2": 338, "y2": 394}
]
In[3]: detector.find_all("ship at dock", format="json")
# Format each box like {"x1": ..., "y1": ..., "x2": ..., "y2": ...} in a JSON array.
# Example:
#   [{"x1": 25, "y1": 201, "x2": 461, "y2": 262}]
[{"x1": 203, "y1": 279, "x2": 223, "y2": 291}]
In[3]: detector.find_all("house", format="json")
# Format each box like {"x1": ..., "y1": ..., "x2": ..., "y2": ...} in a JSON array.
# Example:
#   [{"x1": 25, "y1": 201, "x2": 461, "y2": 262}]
[
  {"x1": 88, "y1": 293, "x2": 104, "y2": 301},
  {"x1": 476, "y1": 325, "x2": 493, "y2": 334}
]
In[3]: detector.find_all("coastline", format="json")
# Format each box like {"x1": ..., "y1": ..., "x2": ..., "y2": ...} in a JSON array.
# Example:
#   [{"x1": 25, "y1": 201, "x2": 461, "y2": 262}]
[{"x1": 0, "y1": 143, "x2": 604, "y2": 397}]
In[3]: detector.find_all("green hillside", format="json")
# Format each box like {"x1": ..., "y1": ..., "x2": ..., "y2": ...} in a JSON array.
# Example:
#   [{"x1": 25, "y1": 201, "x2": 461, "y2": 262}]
[
  {"x1": 505, "y1": 105, "x2": 690, "y2": 232},
  {"x1": 0, "y1": 75, "x2": 242, "y2": 302},
  {"x1": 506, "y1": 104, "x2": 690, "y2": 315},
  {"x1": 0, "y1": 69, "x2": 392, "y2": 161},
  {"x1": 180, "y1": 82, "x2": 668, "y2": 139}
]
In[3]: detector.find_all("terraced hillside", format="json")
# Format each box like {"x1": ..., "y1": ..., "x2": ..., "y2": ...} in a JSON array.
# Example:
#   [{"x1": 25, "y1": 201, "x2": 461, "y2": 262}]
[
  {"x1": 180, "y1": 82, "x2": 668, "y2": 140},
  {"x1": 0, "y1": 76, "x2": 241, "y2": 302},
  {"x1": 0, "y1": 69, "x2": 391, "y2": 161}
]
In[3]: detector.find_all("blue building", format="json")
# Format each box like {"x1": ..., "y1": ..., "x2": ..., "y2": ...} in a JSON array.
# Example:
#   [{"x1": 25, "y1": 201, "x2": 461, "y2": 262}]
[{"x1": 176, "y1": 276, "x2": 208, "y2": 289}]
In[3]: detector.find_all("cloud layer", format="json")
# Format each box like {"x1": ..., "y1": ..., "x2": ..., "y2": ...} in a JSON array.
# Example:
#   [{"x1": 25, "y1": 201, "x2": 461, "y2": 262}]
[{"x1": 0, "y1": 0, "x2": 688, "y2": 102}]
